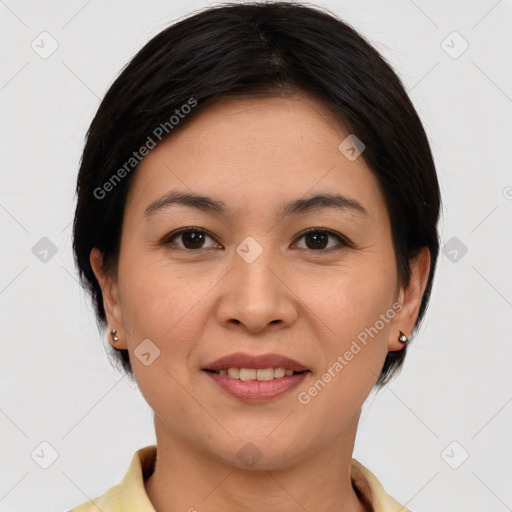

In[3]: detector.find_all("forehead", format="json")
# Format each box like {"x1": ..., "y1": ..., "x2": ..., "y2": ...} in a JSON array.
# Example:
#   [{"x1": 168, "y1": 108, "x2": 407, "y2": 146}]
[{"x1": 124, "y1": 95, "x2": 388, "y2": 224}]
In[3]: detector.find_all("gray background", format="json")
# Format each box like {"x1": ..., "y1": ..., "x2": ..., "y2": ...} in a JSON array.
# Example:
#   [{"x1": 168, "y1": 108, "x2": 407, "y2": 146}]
[{"x1": 1, "y1": 1, "x2": 511, "y2": 511}]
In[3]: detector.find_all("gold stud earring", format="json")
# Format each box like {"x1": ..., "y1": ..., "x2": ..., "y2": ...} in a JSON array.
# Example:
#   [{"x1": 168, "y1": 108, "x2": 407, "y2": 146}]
[
  {"x1": 110, "y1": 329, "x2": 119, "y2": 343},
  {"x1": 398, "y1": 330, "x2": 409, "y2": 344}
]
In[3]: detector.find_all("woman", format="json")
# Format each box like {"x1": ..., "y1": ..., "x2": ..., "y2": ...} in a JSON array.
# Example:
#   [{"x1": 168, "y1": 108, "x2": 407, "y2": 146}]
[{"x1": 70, "y1": 2, "x2": 440, "y2": 511}]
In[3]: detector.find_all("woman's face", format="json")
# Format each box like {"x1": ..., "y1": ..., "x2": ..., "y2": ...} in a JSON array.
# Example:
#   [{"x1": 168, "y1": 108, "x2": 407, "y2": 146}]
[{"x1": 93, "y1": 94, "x2": 427, "y2": 468}]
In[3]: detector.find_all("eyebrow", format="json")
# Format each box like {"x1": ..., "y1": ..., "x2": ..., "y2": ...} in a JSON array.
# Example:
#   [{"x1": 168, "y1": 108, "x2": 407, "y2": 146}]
[{"x1": 144, "y1": 190, "x2": 368, "y2": 219}]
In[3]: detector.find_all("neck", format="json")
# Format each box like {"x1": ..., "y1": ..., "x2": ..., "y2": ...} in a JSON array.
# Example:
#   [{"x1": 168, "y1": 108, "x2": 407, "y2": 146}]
[{"x1": 144, "y1": 412, "x2": 371, "y2": 512}]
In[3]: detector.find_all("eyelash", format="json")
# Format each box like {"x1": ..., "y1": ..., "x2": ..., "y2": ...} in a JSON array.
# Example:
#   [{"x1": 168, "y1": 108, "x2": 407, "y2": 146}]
[{"x1": 162, "y1": 227, "x2": 354, "y2": 252}]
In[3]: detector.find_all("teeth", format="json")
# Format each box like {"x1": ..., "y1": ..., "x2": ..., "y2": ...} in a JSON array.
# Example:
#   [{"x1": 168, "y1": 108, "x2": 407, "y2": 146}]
[
  {"x1": 227, "y1": 367, "x2": 240, "y2": 379},
  {"x1": 215, "y1": 367, "x2": 299, "y2": 381},
  {"x1": 240, "y1": 368, "x2": 257, "y2": 381},
  {"x1": 256, "y1": 368, "x2": 274, "y2": 381},
  {"x1": 274, "y1": 367, "x2": 286, "y2": 378}
]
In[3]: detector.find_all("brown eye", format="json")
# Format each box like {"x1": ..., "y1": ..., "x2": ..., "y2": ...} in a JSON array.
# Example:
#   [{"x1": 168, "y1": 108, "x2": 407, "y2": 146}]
[
  {"x1": 295, "y1": 229, "x2": 349, "y2": 251},
  {"x1": 164, "y1": 228, "x2": 220, "y2": 250}
]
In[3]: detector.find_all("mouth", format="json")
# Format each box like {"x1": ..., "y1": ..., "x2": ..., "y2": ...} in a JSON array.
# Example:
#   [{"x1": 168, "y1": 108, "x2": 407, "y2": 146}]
[
  {"x1": 203, "y1": 367, "x2": 308, "y2": 381},
  {"x1": 203, "y1": 352, "x2": 309, "y2": 374},
  {"x1": 202, "y1": 352, "x2": 310, "y2": 402}
]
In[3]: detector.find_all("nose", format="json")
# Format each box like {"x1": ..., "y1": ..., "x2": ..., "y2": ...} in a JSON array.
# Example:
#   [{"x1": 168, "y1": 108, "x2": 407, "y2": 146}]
[{"x1": 215, "y1": 242, "x2": 298, "y2": 333}]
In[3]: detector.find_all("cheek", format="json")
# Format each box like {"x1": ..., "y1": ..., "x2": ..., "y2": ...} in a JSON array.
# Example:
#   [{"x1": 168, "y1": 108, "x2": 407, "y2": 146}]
[
  {"x1": 117, "y1": 252, "x2": 212, "y2": 343},
  {"x1": 306, "y1": 261, "x2": 395, "y2": 334},
  {"x1": 295, "y1": 279, "x2": 393, "y2": 422},
  {"x1": 296, "y1": 256, "x2": 396, "y2": 382},
  {"x1": 116, "y1": 257, "x2": 215, "y2": 414}
]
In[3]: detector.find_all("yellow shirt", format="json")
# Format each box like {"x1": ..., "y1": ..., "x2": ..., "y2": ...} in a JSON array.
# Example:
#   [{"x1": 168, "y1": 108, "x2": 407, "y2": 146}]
[{"x1": 69, "y1": 445, "x2": 411, "y2": 512}]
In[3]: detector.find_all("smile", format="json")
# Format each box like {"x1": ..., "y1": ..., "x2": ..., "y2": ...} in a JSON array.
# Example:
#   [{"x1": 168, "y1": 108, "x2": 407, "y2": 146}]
[
  {"x1": 203, "y1": 368, "x2": 309, "y2": 402},
  {"x1": 206, "y1": 367, "x2": 303, "y2": 381}
]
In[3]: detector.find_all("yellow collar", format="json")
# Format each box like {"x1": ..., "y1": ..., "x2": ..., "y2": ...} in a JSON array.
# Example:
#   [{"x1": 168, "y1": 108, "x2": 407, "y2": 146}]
[{"x1": 71, "y1": 445, "x2": 411, "y2": 512}]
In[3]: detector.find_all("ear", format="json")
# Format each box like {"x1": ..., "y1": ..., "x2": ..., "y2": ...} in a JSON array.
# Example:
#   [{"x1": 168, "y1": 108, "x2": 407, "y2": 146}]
[
  {"x1": 388, "y1": 246, "x2": 431, "y2": 352},
  {"x1": 90, "y1": 248, "x2": 127, "y2": 350}
]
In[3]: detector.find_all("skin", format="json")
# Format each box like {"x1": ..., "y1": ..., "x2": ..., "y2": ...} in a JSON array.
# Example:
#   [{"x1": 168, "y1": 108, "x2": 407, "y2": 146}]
[{"x1": 91, "y1": 93, "x2": 430, "y2": 512}]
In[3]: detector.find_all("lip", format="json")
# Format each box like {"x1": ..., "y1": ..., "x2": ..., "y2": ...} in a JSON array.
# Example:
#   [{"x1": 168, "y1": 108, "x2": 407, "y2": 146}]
[
  {"x1": 203, "y1": 370, "x2": 309, "y2": 402},
  {"x1": 203, "y1": 352, "x2": 309, "y2": 372}
]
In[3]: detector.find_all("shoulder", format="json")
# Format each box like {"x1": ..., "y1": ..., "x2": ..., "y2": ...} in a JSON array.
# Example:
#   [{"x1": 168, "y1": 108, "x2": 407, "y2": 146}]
[
  {"x1": 68, "y1": 484, "x2": 121, "y2": 512},
  {"x1": 67, "y1": 445, "x2": 157, "y2": 512}
]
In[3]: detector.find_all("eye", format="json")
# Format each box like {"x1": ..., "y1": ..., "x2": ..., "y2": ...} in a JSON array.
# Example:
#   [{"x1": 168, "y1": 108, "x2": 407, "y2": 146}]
[
  {"x1": 162, "y1": 227, "x2": 352, "y2": 252},
  {"x1": 293, "y1": 228, "x2": 352, "y2": 251},
  {"x1": 163, "y1": 228, "x2": 222, "y2": 250}
]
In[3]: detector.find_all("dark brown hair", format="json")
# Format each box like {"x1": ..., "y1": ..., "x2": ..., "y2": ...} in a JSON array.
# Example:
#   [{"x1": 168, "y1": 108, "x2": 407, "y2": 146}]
[{"x1": 73, "y1": 1, "x2": 441, "y2": 387}]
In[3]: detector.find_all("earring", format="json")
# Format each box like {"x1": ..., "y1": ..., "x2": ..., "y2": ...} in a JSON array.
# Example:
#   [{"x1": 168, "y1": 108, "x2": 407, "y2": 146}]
[
  {"x1": 110, "y1": 329, "x2": 119, "y2": 343},
  {"x1": 398, "y1": 330, "x2": 409, "y2": 344}
]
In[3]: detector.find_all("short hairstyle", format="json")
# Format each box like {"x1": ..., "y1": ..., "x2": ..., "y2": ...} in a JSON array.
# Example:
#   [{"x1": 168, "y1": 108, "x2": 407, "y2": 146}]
[{"x1": 73, "y1": 1, "x2": 441, "y2": 387}]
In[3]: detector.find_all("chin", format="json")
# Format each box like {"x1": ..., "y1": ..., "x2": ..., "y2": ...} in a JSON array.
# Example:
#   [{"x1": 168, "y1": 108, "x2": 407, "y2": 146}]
[{"x1": 204, "y1": 432, "x2": 306, "y2": 470}]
